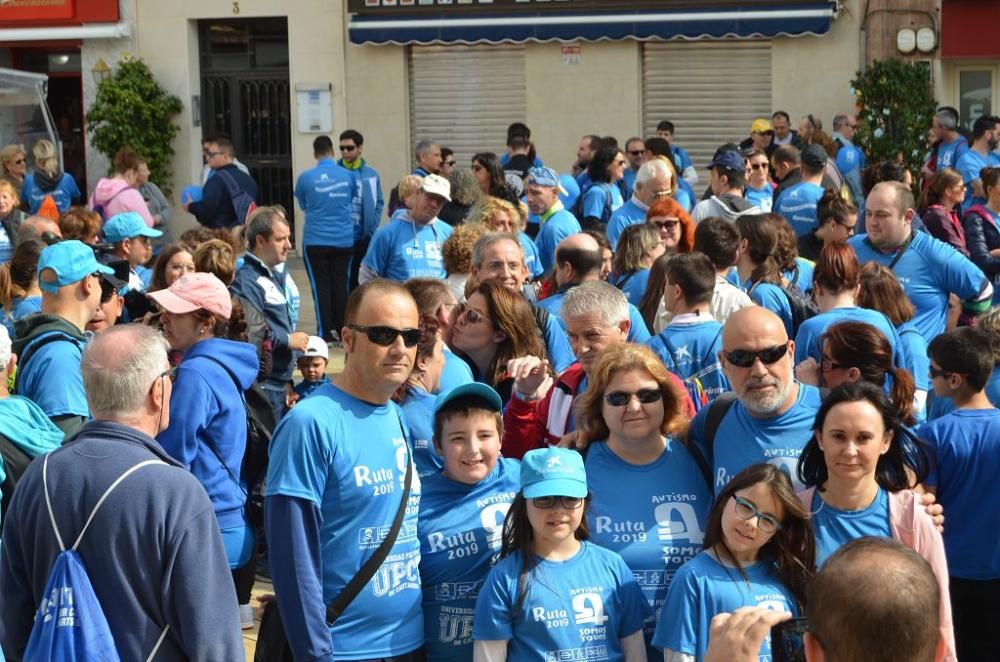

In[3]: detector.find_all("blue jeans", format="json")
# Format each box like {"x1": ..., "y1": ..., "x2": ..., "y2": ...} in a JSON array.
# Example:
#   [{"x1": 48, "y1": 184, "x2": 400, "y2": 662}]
[{"x1": 260, "y1": 382, "x2": 287, "y2": 422}]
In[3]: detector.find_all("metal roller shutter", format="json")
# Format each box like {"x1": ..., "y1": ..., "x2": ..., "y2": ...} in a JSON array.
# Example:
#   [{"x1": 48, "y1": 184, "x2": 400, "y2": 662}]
[
  {"x1": 409, "y1": 45, "x2": 526, "y2": 167},
  {"x1": 642, "y1": 41, "x2": 773, "y2": 169}
]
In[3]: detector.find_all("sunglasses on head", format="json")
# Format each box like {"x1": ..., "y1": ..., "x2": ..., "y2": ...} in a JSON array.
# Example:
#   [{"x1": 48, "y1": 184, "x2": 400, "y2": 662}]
[
  {"x1": 604, "y1": 388, "x2": 661, "y2": 407},
  {"x1": 347, "y1": 324, "x2": 421, "y2": 347},
  {"x1": 532, "y1": 496, "x2": 584, "y2": 510},
  {"x1": 724, "y1": 343, "x2": 789, "y2": 368}
]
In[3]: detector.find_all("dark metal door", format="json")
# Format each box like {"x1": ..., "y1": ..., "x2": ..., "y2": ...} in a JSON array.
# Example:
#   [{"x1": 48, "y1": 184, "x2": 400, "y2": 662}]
[{"x1": 199, "y1": 19, "x2": 294, "y2": 235}]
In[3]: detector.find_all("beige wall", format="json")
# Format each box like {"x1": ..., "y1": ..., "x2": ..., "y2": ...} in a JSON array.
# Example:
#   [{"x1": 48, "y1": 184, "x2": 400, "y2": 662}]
[{"x1": 135, "y1": 0, "x2": 347, "y2": 246}]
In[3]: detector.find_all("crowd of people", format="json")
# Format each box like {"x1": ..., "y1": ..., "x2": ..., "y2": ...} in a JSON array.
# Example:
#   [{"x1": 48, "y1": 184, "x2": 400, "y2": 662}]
[{"x1": 0, "y1": 107, "x2": 997, "y2": 662}]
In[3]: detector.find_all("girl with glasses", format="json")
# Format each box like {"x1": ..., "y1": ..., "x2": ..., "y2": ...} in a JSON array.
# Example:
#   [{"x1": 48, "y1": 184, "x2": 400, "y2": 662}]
[
  {"x1": 471, "y1": 152, "x2": 520, "y2": 207},
  {"x1": 652, "y1": 463, "x2": 814, "y2": 662},
  {"x1": 796, "y1": 382, "x2": 956, "y2": 658},
  {"x1": 743, "y1": 149, "x2": 774, "y2": 213},
  {"x1": 797, "y1": 189, "x2": 859, "y2": 262},
  {"x1": 473, "y1": 447, "x2": 651, "y2": 661}
]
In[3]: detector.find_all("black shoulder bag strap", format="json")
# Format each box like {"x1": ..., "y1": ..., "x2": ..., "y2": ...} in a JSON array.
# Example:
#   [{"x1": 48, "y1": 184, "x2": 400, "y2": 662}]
[
  {"x1": 326, "y1": 416, "x2": 412, "y2": 626},
  {"x1": 887, "y1": 233, "x2": 914, "y2": 271},
  {"x1": 685, "y1": 391, "x2": 738, "y2": 489}
]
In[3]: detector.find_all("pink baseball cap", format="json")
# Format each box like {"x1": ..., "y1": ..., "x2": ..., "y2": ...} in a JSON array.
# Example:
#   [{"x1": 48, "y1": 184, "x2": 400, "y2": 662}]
[{"x1": 147, "y1": 272, "x2": 232, "y2": 319}]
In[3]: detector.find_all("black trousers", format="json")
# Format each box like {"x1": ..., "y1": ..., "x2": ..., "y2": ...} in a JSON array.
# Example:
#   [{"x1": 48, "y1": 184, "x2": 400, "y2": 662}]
[
  {"x1": 951, "y1": 576, "x2": 1000, "y2": 662},
  {"x1": 304, "y1": 245, "x2": 354, "y2": 341},
  {"x1": 350, "y1": 237, "x2": 371, "y2": 293},
  {"x1": 232, "y1": 543, "x2": 259, "y2": 604}
]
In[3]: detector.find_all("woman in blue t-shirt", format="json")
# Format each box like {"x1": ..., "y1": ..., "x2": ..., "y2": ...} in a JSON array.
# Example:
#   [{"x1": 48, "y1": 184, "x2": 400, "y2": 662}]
[
  {"x1": 394, "y1": 319, "x2": 447, "y2": 479},
  {"x1": 795, "y1": 383, "x2": 956, "y2": 658},
  {"x1": 473, "y1": 447, "x2": 651, "y2": 661},
  {"x1": 0, "y1": 238, "x2": 44, "y2": 336},
  {"x1": 652, "y1": 463, "x2": 815, "y2": 661},
  {"x1": 611, "y1": 224, "x2": 664, "y2": 307},
  {"x1": 734, "y1": 214, "x2": 796, "y2": 336},
  {"x1": 581, "y1": 145, "x2": 627, "y2": 229}
]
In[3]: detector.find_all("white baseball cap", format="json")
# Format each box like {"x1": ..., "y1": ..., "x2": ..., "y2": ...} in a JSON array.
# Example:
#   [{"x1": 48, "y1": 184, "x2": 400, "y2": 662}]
[
  {"x1": 302, "y1": 335, "x2": 329, "y2": 360},
  {"x1": 421, "y1": 173, "x2": 452, "y2": 202}
]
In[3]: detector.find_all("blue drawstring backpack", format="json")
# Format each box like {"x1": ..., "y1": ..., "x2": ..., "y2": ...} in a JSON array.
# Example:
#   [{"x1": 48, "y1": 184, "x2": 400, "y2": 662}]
[{"x1": 23, "y1": 455, "x2": 171, "y2": 662}]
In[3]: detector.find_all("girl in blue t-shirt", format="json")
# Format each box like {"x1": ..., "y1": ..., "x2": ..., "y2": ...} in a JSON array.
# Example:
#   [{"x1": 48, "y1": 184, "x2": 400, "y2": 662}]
[
  {"x1": 652, "y1": 464, "x2": 815, "y2": 661},
  {"x1": 734, "y1": 214, "x2": 797, "y2": 338},
  {"x1": 473, "y1": 447, "x2": 651, "y2": 661},
  {"x1": 611, "y1": 224, "x2": 664, "y2": 307}
]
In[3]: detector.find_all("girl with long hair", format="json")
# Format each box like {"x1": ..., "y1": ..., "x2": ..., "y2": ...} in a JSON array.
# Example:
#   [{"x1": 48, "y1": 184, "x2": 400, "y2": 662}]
[
  {"x1": 20, "y1": 138, "x2": 81, "y2": 215},
  {"x1": 0, "y1": 238, "x2": 44, "y2": 333},
  {"x1": 0, "y1": 179, "x2": 26, "y2": 258},
  {"x1": 919, "y1": 167, "x2": 968, "y2": 256},
  {"x1": 652, "y1": 463, "x2": 815, "y2": 661},
  {"x1": 734, "y1": 214, "x2": 796, "y2": 336},
  {"x1": 796, "y1": 382, "x2": 955, "y2": 658},
  {"x1": 471, "y1": 152, "x2": 519, "y2": 206},
  {"x1": 646, "y1": 197, "x2": 696, "y2": 255},
  {"x1": 581, "y1": 146, "x2": 627, "y2": 229},
  {"x1": 962, "y1": 166, "x2": 1000, "y2": 303},
  {"x1": 473, "y1": 447, "x2": 651, "y2": 661},
  {"x1": 611, "y1": 223, "x2": 664, "y2": 307},
  {"x1": 149, "y1": 243, "x2": 195, "y2": 292},
  {"x1": 393, "y1": 316, "x2": 447, "y2": 477}
]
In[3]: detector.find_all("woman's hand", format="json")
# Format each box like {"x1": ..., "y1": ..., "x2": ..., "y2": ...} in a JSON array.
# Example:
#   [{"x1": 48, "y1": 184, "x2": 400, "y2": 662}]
[
  {"x1": 557, "y1": 430, "x2": 586, "y2": 453},
  {"x1": 507, "y1": 356, "x2": 552, "y2": 402},
  {"x1": 794, "y1": 357, "x2": 820, "y2": 386}
]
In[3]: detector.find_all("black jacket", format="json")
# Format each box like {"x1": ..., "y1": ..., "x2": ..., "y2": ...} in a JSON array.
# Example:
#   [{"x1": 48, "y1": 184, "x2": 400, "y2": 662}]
[
  {"x1": 962, "y1": 205, "x2": 1000, "y2": 278},
  {"x1": 189, "y1": 164, "x2": 259, "y2": 228}
]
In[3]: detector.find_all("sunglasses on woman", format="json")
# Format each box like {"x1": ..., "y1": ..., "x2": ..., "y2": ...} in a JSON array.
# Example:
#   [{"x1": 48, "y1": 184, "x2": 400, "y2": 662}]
[
  {"x1": 456, "y1": 302, "x2": 490, "y2": 325},
  {"x1": 604, "y1": 388, "x2": 661, "y2": 407},
  {"x1": 723, "y1": 343, "x2": 789, "y2": 368},
  {"x1": 532, "y1": 496, "x2": 584, "y2": 510},
  {"x1": 347, "y1": 325, "x2": 421, "y2": 347}
]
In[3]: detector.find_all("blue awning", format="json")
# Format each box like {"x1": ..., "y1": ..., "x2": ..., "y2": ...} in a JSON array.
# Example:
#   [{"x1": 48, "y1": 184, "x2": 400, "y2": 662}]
[{"x1": 349, "y1": 3, "x2": 838, "y2": 46}]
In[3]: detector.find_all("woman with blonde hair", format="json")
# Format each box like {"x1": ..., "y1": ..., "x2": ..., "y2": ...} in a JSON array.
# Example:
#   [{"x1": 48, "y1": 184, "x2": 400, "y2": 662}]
[
  {"x1": 610, "y1": 223, "x2": 663, "y2": 307},
  {"x1": 466, "y1": 196, "x2": 543, "y2": 280},
  {"x1": 0, "y1": 144, "x2": 27, "y2": 193},
  {"x1": 20, "y1": 139, "x2": 81, "y2": 215},
  {"x1": 0, "y1": 179, "x2": 26, "y2": 262}
]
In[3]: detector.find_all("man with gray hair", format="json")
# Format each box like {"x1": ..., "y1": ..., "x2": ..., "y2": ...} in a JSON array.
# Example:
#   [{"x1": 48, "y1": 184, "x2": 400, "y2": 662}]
[
  {"x1": 832, "y1": 112, "x2": 865, "y2": 204},
  {"x1": 15, "y1": 214, "x2": 61, "y2": 245},
  {"x1": 0, "y1": 325, "x2": 243, "y2": 660},
  {"x1": 606, "y1": 158, "x2": 675, "y2": 250},
  {"x1": 388, "y1": 140, "x2": 443, "y2": 211}
]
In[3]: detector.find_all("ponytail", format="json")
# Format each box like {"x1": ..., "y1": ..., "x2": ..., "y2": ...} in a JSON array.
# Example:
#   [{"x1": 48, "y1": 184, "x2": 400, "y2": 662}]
[
  {"x1": 888, "y1": 366, "x2": 917, "y2": 427},
  {"x1": 0, "y1": 263, "x2": 15, "y2": 313}
]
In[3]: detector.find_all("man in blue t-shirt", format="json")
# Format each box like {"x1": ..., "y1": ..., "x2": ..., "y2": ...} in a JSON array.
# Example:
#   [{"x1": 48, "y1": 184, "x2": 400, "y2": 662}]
[
  {"x1": 955, "y1": 115, "x2": 1000, "y2": 212},
  {"x1": 361, "y1": 174, "x2": 454, "y2": 283},
  {"x1": 920, "y1": 328, "x2": 1000, "y2": 662},
  {"x1": 931, "y1": 108, "x2": 971, "y2": 173},
  {"x1": 688, "y1": 306, "x2": 823, "y2": 493},
  {"x1": 295, "y1": 136, "x2": 356, "y2": 342},
  {"x1": 832, "y1": 112, "x2": 866, "y2": 204},
  {"x1": 621, "y1": 137, "x2": 645, "y2": 198},
  {"x1": 607, "y1": 159, "x2": 674, "y2": 250},
  {"x1": 773, "y1": 144, "x2": 828, "y2": 237},
  {"x1": 849, "y1": 181, "x2": 993, "y2": 343},
  {"x1": 265, "y1": 280, "x2": 425, "y2": 662},
  {"x1": 526, "y1": 166, "x2": 581, "y2": 275}
]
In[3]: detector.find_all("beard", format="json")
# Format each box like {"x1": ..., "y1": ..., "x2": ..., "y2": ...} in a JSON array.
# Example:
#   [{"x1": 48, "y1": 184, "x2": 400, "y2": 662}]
[{"x1": 739, "y1": 375, "x2": 793, "y2": 416}]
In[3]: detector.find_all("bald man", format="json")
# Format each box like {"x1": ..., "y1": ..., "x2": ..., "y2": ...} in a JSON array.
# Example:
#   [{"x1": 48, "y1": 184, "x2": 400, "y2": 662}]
[
  {"x1": 537, "y1": 232, "x2": 651, "y2": 343},
  {"x1": 16, "y1": 215, "x2": 61, "y2": 245},
  {"x1": 687, "y1": 306, "x2": 823, "y2": 493}
]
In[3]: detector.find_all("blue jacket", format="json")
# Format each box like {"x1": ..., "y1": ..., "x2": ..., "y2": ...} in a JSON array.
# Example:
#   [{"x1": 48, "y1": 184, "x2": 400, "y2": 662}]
[
  {"x1": 188, "y1": 164, "x2": 259, "y2": 228},
  {"x1": 339, "y1": 158, "x2": 384, "y2": 240},
  {"x1": 21, "y1": 171, "x2": 80, "y2": 214},
  {"x1": 296, "y1": 158, "x2": 356, "y2": 248},
  {"x1": 157, "y1": 338, "x2": 259, "y2": 530},
  {"x1": 0, "y1": 421, "x2": 243, "y2": 660},
  {"x1": 232, "y1": 252, "x2": 298, "y2": 383}
]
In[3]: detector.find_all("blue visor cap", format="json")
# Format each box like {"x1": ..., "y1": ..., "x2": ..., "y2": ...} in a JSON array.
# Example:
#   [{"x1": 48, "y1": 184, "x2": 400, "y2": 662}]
[
  {"x1": 103, "y1": 212, "x2": 163, "y2": 243},
  {"x1": 520, "y1": 447, "x2": 588, "y2": 499},
  {"x1": 37, "y1": 240, "x2": 114, "y2": 293},
  {"x1": 434, "y1": 382, "x2": 503, "y2": 415}
]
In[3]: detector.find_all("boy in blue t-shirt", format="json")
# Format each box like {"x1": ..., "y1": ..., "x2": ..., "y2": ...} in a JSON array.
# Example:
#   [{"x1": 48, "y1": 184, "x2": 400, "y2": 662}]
[
  {"x1": 647, "y1": 252, "x2": 729, "y2": 400},
  {"x1": 919, "y1": 327, "x2": 1000, "y2": 662},
  {"x1": 291, "y1": 335, "x2": 330, "y2": 404},
  {"x1": 419, "y1": 383, "x2": 520, "y2": 661}
]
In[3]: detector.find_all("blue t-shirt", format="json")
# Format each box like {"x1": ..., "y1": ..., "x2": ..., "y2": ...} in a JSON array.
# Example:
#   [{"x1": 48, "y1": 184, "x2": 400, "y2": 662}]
[
  {"x1": 419, "y1": 458, "x2": 520, "y2": 661},
  {"x1": 651, "y1": 551, "x2": 799, "y2": 660},
  {"x1": 585, "y1": 440, "x2": 712, "y2": 655},
  {"x1": 793, "y1": 306, "x2": 901, "y2": 365},
  {"x1": 622, "y1": 168, "x2": 638, "y2": 199},
  {"x1": 362, "y1": 215, "x2": 454, "y2": 281},
  {"x1": 295, "y1": 158, "x2": 357, "y2": 247},
  {"x1": 535, "y1": 207, "x2": 582, "y2": 274},
  {"x1": 785, "y1": 257, "x2": 814, "y2": 294},
  {"x1": 748, "y1": 282, "x2": 795, "y2": 339},
  {"x1": 919, "y1": 408, "x2": 1000, "y2": 579},
  {"x1": 17, "y1": 331, "x2": 90, "y2": 419},
  {"x1": 811, "y1": 488, "x2": 892, "y2": 566},
  {"x1": 744, "y1": 185, "x2": 773, "y2": 213},
  {"x1": 690, "y1": 384, "x2": 823, "y2": 493},
  {"x1": 612, "y1": 269, "x2": 650, "y2": 308},
  {"x1": 293, "y1": 375, "x2": 330, "y2": 401},
  {"x1": 927, "y1": 367, "x2": 1000, "y2": 419},
  {"x1": 400, "y1": 385, "x2": 444, "y2": 479},
  {"x1": 11, "y1": 295, "x2": 41, "y2": 321},
  {"x1": 955, "y1": 149, "x2": 1000, "y2": 212},
  {"x1": 646, "y1": 319, "x2": 729, "y2": 400},
  {"x1": 936, "y1": 135, "x2": 970, "y2": 171},
  {"x1": 899, "y1": 322, "x2": 931, "y2": 395},
  {"x1": 21, "y1": 172, "x2": 81, "y2": 214},
  {"x1": 849, "y1": 231, "x2": 990, "y2": 343},
  {"x1": 517, "y1": 231, "x2": 544, "y2": 280},
  {"x1": 774, "y1": 182, "x2": 826, "y2": 237},
  {"x1": 473, "y1": 541, "x2": 651, "y2": 660},
  {"x1": 265, "y1": 382, "x2": 423, "y2": 659},
  {"x1": 582, "y1": 183, "x2": 625, "y2": 222},
  {"x1": 538, "y1": 292, "x2": 651, "y2": 344},
  {"x1": 606, "y1": 198, "x2": 649, "y2": 250},
  {"x1": 673, "y1": 146, "x2": 693, "y2": 174},
  {"x1": 437, "y1": 346, "x2": 475, "y2": 394}
]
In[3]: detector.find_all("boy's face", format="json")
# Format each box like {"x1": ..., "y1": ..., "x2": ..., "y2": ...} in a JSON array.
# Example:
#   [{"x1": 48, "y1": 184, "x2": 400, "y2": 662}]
[
  {"x1": 435, "y1": 410, "x2": 502, "y2": 485},
  {"x1": 298, "y1": 356, "x2": 327, "y2": 382}
]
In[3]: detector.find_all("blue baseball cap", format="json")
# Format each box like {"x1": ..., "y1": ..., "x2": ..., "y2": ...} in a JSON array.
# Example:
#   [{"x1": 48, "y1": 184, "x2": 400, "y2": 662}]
[
  {"x1": 526, "y1": 166, "x2": 567, "y2": 194},
  {"x1": 706, "y1": 150, "x2": 745, "y2": 172},
  {"x1": 37, "y1": 240, "x2": 114, "y2": 294},
  {"x1": 434, "y1": 383, "x2": 503, "y2": 415},
  {"x1": 520, "y1": 447, "x2": 588, "y2": 499},
  {"x1": 103, "y1": 212, "x2": 163, "y2": 243}
]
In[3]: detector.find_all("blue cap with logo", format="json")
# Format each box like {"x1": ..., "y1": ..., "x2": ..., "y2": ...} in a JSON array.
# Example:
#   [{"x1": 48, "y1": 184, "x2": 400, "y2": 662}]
[
  {"x1": 37, "y1": 240, "x2": 114, "y2": 294},
  {"x1": 526, "y1": 166, "x2": 567, "y2": 194},
  {"x1": 434, "y1": 382, "x2": 503, "y2": 415},
  {"x1": 706, "y1": 150, "x2": 745, "y2": 172},
  {"x1": 103, "y1": 212, "x2": 163, "y2": 243},
  {"x1": 520, "y1": 447, "x2": 588, "y2": 499}
]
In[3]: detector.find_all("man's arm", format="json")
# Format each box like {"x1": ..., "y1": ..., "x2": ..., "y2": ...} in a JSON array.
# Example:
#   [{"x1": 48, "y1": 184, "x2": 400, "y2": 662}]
[
  {"x1": 266, "y1": 494, "x2": 335, "y2": 662},
  {"x1": 50, "y1": 414, "x2": 87, "y2": 441},
  {"x1": 188, "y1": 177, "x2": 225, "y2": 225}
]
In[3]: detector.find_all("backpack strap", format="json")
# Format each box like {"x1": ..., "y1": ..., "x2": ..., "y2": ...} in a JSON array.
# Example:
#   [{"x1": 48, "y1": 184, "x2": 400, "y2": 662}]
[
  {"x1": 687, "y1": 391, "x2": 738, "y2": 488},
  {"x1": 14, "y1": 331, "x2": 80, "y2": 394}
]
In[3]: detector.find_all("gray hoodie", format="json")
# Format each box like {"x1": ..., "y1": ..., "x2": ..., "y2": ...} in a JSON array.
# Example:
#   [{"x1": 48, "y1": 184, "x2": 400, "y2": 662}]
[{"x1": 692, "y1": 193, "x2": 762, "y2": 223}]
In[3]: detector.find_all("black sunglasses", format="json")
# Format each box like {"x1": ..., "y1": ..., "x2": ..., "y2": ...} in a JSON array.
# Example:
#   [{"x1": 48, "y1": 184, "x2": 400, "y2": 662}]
[
  {"x1": 532, "y1": 496, "x2": 585, "y2": 510},
  {"x1": 627, "y1": 150, "x2": 644, "y2": 157},
  {"x1": 339, "y1": 144, "x2": 357, "y2": 151},
  {"x1": 929, "y1": 366, "x2": 955, "y2": 379},
  {"x1": 604, "y1": 388, "x2": 661, "y2": 407},
  {"x1": 347, "y1": 325, "x2": 421, "y2": 347},
  {"x1": 748, "y1": 162, "x2": 769, "y2": 171},
  {"x1": 724, "y1": 344, "x2": 789, "y2": 368},
  {"x1": 820, "y1": 358, "x2": 845, "y2": 372},
  {"x1": 444, "y1": 160, "x2": 457, "y2": 167}
]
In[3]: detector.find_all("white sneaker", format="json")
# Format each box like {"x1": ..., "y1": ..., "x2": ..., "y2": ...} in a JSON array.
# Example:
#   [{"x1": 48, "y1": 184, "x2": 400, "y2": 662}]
[{"x1": 239, "y1": 603, "x2": 254, "y2": 630}]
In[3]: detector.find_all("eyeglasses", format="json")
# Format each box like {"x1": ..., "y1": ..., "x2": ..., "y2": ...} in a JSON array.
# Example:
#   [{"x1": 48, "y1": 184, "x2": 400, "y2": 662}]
[
  {"x1": 205, "y1": 151, "x2": 223, "y2": 158},
  {"x1": 723, "y1": 343, "x2": 789, "y2": 368},
  {"x1": 12, "y1": 158, "x2": 25, "y2": 165},
  {"x1": 733, "y1": 496, "x2": 782, "y2": 534},
  {"x1": 820, "y1": 357, "x2": 845, "y2": 372},
  {"x1": 748, "y1": 162, "x2": 769, "y2": 171},
  {"x1": 531, "y1": 496, "x2": 585, "y2": 510},
  {"x1": 650, "y1": 218, "x2": 679, "y2": 230},
  {"x1": 836, "y1": 220, "x2": 857, "y2": 236},
  {"x1": 471, "y1": 163, "x2": 485, "y2": 172},
  {"x1": 614, "y1": 159, "x2": 628, "y2": 167},
  {"x1": 444, "y1": 160, "x2": 456, "y2": 167},
  {"x1": 149, "y1": 366, "x2": 177, "y2": 394},
  {"x1": 456, "y1": 302, "x2": 491, "y2": 326},
  {"x1": 847, "y1": 124, "x2": 858, "y2": 129},
  {"x1": 339, "y1": 144, "x2": 357, "y2": 152},
  {"x1": 346, "y1": 325, "x2": 421, "y2": 347},
  {"x1": 604, "y1": 388, "x2": 661, "y2": 407},
  {"x1": 929, "y1": 366, "x2": 955, "y2": 379},
  {"x1": 650, "y1": 190, "x2": 673, "y2": 199},
  {"x1": 627, "y1": 150, "x2": 644, "y2": 157}
]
